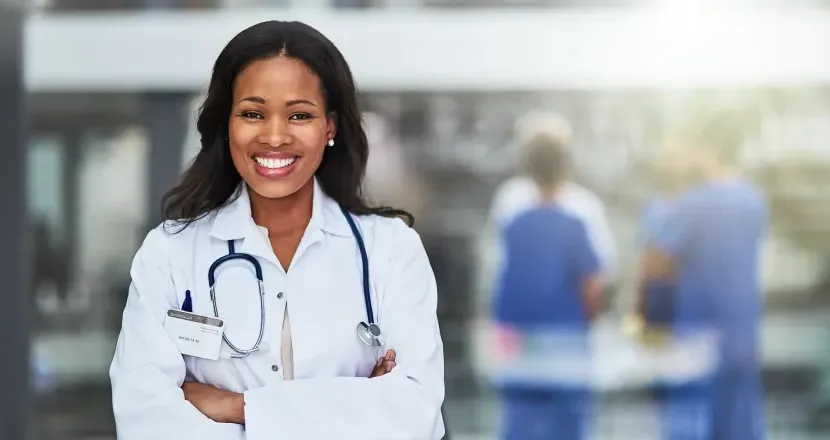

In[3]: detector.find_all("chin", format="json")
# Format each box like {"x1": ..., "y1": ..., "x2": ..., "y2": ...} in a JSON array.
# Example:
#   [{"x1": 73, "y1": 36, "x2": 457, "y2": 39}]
[{"x1": 245, "y1": 175, "x2": 312, "y2": 201}]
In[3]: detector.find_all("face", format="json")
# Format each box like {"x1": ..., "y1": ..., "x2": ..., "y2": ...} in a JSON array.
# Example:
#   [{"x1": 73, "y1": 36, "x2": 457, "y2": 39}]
[
  {"x1": 653, "y1": 137, "x2": 695, "y2": 190},
  {"x1": 228, "y1": 56, "x2": 336, "y2": 200}
]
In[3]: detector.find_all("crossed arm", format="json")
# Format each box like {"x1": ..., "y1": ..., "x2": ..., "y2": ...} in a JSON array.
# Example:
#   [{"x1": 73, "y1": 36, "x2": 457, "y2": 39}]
[{"x1": 181, "y1": 349, "x2": 398, "y2": 425}]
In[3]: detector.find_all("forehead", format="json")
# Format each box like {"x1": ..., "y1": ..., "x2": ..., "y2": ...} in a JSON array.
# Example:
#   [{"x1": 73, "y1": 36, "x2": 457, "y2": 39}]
[{"x1": 233, "y1": 56, "x2": 323, "y2": 101}]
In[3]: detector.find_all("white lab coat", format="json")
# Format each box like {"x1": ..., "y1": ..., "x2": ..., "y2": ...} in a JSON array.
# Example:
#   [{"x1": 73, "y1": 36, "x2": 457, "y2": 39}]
[{"x1": 110, "y1": 179, "x2": 446, "y2": 440}]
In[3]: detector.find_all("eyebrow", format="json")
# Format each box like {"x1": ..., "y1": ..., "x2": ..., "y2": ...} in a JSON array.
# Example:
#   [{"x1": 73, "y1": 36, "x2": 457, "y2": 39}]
[
  {"x1": 286, "y1": 99, "x2": 318, "y2": 108},
  {"x1": 237, "y1": 96, "x2": 318, "y2": 108}
]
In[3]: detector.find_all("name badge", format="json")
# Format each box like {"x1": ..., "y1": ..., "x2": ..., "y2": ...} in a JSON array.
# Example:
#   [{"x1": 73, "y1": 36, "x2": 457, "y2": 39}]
[{"x1": 164, "y1": 309, "x2": 224, "y2": 360}]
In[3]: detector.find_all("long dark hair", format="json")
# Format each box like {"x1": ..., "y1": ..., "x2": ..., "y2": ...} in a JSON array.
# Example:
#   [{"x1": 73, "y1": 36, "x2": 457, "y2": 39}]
[{"x1": 162, "y1": 21, "x2": 413, "y2": 231}]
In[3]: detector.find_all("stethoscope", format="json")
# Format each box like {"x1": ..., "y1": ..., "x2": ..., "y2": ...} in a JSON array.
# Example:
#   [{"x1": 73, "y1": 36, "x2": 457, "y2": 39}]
[{"x1": 205, "y1": 206, "x2": 382, "y2": 359}]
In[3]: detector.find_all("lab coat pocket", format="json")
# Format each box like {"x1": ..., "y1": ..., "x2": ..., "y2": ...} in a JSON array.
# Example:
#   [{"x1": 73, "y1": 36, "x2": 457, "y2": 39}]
[{"x1": 169, "y1": 272, "x2": 243, "y2": 389}]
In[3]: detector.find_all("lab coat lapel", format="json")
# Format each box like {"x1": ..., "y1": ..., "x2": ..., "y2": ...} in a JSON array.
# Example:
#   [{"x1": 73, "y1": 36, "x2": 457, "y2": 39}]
[
  {"x1": 292, "y1": 179, "x2": 352, "y2": 264},
  {"x1": 209, "y1": 186, "x2": 280, "y2": 268}
]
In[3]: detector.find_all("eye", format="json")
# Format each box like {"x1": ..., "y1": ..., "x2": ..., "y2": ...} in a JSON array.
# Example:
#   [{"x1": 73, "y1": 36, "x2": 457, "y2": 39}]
[
  {"x1": 289, "y1": 113, "x2": 313, "y2": 121},
  {"x1": 241, "y1": 111, "x2": 263, "y2": 120}
]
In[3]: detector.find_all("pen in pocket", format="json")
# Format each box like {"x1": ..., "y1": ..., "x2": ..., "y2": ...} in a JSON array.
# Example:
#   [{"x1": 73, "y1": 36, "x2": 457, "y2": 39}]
[{"x1": 181, "y1": 290, "x2": 193, "y2": 313}]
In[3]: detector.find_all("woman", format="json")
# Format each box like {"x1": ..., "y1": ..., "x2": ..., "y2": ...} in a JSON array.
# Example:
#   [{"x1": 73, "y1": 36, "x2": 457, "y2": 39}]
[
  {"x1": 110, "y1": 21, "x2": 445, "y2": 440},
  {"x1": 491, "y1": 133, "x2": 604, "y2": 440}
]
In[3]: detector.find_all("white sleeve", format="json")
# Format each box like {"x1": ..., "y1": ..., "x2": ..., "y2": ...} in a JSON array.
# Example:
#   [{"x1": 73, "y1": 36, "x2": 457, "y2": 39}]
[
  {"x1": 109, "y1": 227, "x2": 245, "y2": 440},
  {"x1": 243, "y1": 223, "x2": 445, "y2": 440},
  {"x1": 478, "y1": 181, "x2": 517, "y2": 297},
  {"x1": 584, "y1": 201, "x2": 618, "y2": 280}
]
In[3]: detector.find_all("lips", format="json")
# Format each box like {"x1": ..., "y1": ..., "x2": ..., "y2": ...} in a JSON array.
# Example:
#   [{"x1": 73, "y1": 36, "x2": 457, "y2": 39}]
[{"x1": 251, "y1": 152, "x2": 301, "y2": 179}]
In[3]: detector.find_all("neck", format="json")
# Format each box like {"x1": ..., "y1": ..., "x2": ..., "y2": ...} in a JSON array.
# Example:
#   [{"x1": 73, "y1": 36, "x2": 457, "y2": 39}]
[
  {"x1": 537, "y1": 181, "x2": 565, "y2": 203},
  {"x1": 702, "y1": 163, "x2": 739, "y2": 182},
  {"x1": 248, "y1": 179, "x2": 314, "y2": 238}
]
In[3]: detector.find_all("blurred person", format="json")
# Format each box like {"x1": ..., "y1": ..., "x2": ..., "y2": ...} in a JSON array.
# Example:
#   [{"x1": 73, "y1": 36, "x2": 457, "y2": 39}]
[
  {"x1": 491, "y1": 133, "x2": 604, "y2": 440},
  {"x1": 110, "y1": 21, "x2": 445, "y2": 440},
  {"x1": 487, "y1": 112, "x2": 616, "y2": 282},
  {"x1": 641, "y1": 107, "x2": 767, "y2": 440},
  {"x1": 30, "y1": 215, "x2": 70, "y2": 310}
]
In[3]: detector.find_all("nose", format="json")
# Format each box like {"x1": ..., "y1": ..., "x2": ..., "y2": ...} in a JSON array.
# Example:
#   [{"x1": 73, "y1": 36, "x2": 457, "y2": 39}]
[{"x1": 257, "y1": 118, "x2": 293, "y2": 148}]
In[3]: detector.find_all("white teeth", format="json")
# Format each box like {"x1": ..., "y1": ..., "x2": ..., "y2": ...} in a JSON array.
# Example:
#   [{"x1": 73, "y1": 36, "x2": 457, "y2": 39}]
[{"x1": 254, "y1": 156, "x2": 296, "y2": 169}]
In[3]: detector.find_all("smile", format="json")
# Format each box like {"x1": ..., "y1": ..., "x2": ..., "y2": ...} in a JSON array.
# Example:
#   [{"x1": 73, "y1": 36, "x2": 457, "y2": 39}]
[{"x1": 253, "y1": 156, "x2": 297, "y2": 169}]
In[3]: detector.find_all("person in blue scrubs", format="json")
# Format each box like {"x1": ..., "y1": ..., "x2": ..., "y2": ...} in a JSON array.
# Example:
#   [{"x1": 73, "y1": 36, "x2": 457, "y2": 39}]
[
  {"x1": 492, "y1": 133, "x2": 604, "y2": 440},
  {"x1": 643, "y1": 111, "x2": 768, "y2": 440}
]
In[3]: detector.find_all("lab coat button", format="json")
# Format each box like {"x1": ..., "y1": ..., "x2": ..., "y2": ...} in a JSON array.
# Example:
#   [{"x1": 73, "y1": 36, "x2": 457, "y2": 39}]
[
  {"x1": 276, "y1": 292, "x2": 284, "y2": 299},
  {"x1": 271, "y1": 364, "x2": 279, "y2": 372}
]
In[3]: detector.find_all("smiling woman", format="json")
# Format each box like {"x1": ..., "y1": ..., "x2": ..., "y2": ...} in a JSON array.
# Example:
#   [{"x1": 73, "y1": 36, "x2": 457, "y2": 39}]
[
  {"x1": 162, "y1": 21, "x2": 412, "y2": 229},
  {"x1": 109, "y1": 20, "x2": 445, "y2": 440},
  {"x1": 228, "y1": 57, "x2": 333, "y2": 200}
]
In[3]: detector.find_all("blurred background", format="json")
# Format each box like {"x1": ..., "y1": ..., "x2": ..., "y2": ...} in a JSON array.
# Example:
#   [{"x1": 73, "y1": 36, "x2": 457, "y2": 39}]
[{"x1": 4, "y1": 1, "x2": 830, "y2": 439}]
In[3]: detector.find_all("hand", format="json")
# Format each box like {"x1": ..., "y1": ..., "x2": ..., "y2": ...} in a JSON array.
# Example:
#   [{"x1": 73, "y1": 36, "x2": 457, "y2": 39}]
[
  {"x1": 493, "y1": 325, "x2": 522, "y2": 360},
  {"x1": 182, "y1": 381, "x2": 244, "y2": 425},
  {"x1": 370, "y1": 349, "x2": 396, "y2": 378}
]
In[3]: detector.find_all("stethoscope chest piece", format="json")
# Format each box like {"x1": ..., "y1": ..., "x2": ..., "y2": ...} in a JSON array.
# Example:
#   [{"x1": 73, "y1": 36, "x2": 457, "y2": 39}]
[{"x1": 357, "y1": 321, "x2": 383, "y2": 347}]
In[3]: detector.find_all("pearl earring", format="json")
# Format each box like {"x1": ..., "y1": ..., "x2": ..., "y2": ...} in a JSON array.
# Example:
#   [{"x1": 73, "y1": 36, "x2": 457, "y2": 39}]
[{"x1": 327, "y1": 139, "x2": 334, "y2": 147}]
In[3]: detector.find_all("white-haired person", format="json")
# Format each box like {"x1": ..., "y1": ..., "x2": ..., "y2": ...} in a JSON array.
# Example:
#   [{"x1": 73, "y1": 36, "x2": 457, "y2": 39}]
[{"x1": 485, "y1": 112, "x2": 617, "y2": 283}]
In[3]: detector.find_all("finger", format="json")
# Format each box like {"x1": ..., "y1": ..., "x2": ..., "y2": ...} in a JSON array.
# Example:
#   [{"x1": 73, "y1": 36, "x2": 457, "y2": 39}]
[
  {"x1": 385, "y1": 360, "x2": 395, "y2": 373},
  {"x1": 371, "y1": 364, "x2": 387, "y2": 378},
  {"x1": 385, "y1": 349, "x2": 396, "y2": 362},
  {"x1": 371, "y1": 358, "x2": 385, "y2": 376}
]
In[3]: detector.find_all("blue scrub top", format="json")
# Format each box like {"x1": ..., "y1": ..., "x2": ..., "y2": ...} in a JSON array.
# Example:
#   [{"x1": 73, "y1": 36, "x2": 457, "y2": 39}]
[
  {"x1": 651, "y1": 178, "x2": 767, "y2": 369},
  {"x1": 493, "y1": 205, "x2": 600, "y2": 331},
  {"x1": 640, "y1": 197, "x2": 674, "y2": 247}
]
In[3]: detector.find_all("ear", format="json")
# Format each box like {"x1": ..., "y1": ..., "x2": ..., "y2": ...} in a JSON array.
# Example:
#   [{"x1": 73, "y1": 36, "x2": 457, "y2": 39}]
[{"x1": 326, "y1": 112, "x2": 337, "y2": 141}]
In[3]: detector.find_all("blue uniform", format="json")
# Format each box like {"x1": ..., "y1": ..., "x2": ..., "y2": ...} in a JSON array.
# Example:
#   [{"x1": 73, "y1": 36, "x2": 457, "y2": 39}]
[
  {"x1": 493, "y1": 205, "x2": 600, "y2": 440},
  {"x1": 652, "y1": 179, "x2": 767, "y2": 440},
  {"x1": 640, "y1": 197, "x2": 677, "y2": 326}
]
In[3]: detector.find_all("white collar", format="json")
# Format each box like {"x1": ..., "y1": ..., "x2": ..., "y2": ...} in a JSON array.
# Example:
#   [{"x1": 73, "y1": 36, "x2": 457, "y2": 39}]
[{"x1": 209, "y1": 177, "x2": 353, "y2": 242}]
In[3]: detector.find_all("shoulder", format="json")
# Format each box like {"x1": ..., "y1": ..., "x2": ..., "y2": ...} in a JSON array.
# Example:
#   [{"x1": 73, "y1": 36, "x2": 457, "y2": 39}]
[
  {"x1": 353, "y1": 214, "x2": 433, "y2": 295},
  {"x1": 136, "y1": 215, "x2": 216, "y2": 261},
  {"x1": 560, "y1": 183, "x2": 606, "y2": 221},
  {"x1": 356, "y1": 213, "x2": 425, "y2": 257},
  {"x1": 563, "y1": 183, "x2": 604, "y2": 209},
  {"x1": 492, "y1": 176, "x2": 536, "y2": 207},
  {"x1": 677, "y1": 183, "x2": 715, "y2": 210},
  {"x1": 740, "y1": 180, "x2": 767, "y2": 206},
  {"x1": 490, "y1": 176, "x2": 537, "y2": 223},
  {"x1": 495, "y1": 176, "x2": 535, "y2": 195}
]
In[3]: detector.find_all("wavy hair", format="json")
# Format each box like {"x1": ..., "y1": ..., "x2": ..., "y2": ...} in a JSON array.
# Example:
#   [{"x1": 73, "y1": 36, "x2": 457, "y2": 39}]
[{"x1": 162, "y1": 21, "x2": 413, "y2": 231}]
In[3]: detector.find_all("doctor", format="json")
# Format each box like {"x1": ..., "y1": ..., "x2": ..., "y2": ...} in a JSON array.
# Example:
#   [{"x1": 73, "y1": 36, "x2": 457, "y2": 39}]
[{"x1": 109, "y1": 20, "x2": 445, "y2": 440}]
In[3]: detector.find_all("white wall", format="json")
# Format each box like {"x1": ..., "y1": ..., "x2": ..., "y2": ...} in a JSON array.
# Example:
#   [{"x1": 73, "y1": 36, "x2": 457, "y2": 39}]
[{"x1": 25, "y1": 9, "x2": 830, "y2": 92}]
